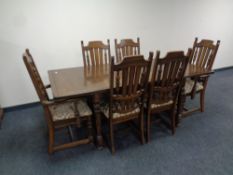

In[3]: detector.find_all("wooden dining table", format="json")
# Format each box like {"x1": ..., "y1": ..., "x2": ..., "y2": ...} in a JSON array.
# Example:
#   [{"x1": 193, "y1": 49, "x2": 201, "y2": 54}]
[{"x1": 48, "y1": 63, "x2": 213, "y2": 147}]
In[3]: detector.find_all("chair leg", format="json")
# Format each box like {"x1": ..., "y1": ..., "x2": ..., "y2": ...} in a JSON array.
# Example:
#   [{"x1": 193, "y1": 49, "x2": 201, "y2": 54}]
[
  {"x1": 48, "y1": 127, "x2": 55, "y2": 154},
  {"x1": 87, "y1": 116, "x2": 93, "y2": 142},
  {"x1": 109, "y1": 122, "x2": 115, "y2": 154},
  {"x1": 140, "y1": 113, "x2": 145, "y2": 144},
  {"x1": 171, "y1": 109, "x2": 176, "y2": 135},
  {"x1": 200, "y1": 91, "x2": 205, "y2": 112},
  {"x1": 146, "y1": 112, "x2": 151, "y2": 142}
]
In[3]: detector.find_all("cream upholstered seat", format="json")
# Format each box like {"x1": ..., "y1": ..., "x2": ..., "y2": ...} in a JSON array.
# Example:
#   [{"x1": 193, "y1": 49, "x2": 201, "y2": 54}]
[
  {"x1": 144, "y1": 100, "x2": 174, "y2": 109},
  {"x1": 50, "y1": 100, "x2": 92, "y2": 122},
  {"x1": 49, "y1": 102, "x2": 75, "y2": 121},
  {"x1": 151, "y1": 100, "x2": 174, "y2": 109},
  {"x1": 184, "y1": 78, "x2": 204, "y2": 94},
  {"x1": 101, "y1": 104, "x2": 140, "y2": 119},
  {"x1": 76, "y1": 100, "x2": 93, "y2": 116}
]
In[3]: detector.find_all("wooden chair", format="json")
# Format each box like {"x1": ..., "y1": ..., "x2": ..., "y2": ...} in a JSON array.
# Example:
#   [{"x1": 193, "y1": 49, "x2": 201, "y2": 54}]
[
  {"x1": 114, "y1": 37, "x2": 140, "y2": 62},
  {"x1": 146, "y1": 51, "x2": 189, "y2": 141},
  {"x1": 23, "y1": 49, "x2": 93, "y2": 154},
  {"x1": 81, "y1": 40, "x2": 111, "y2": 67},
  {"x1": 183, "y1": 38, "x2": 220, "y2": 115},
  {"x1": 101, "y1": 54, "x2": 152, "y2": 154}
]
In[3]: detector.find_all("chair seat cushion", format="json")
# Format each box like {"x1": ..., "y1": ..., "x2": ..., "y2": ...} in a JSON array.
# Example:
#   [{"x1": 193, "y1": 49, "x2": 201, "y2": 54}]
[
  {"x1": 76, "y1": 100, "x2": 93, "y2": 117},
  {"x1": 49, "y1": 100, "x2": 92, "y2": 121},
  {"x1": 100, "y1": 104, "x2": 140, "y2": 119},
  {"x1": 185, "y1": 79, "x2": 204, "y2": 94},
  {"x1": 150, "y1": 100, "x2": 174, "y2": 109}
]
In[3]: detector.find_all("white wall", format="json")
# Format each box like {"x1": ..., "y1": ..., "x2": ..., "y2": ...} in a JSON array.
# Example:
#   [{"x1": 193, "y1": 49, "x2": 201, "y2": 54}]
[{"x1": 0, "y1": 0, "x2": 233, "y2": 107}]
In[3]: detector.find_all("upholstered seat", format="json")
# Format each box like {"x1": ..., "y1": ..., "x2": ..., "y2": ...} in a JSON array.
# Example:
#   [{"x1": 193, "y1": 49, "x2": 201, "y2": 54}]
[
  {"x1": 184, "y1": 78, "x2": 204, "y2": 94},
  {"x1": 76, "y1": 100, "x2": 93, "y2": 117},
  {"x1": 151, "y1": 100, "x2": 174, "y2": 109},
  {"x1": 50, "y1": 100, "x2": 92, "y2": 122},
  {"x1": 49, "y1": 102, "x2": 75, "y2": 121},
  {"x1": 101, "y1": 104, "x2": 140, "y2": 119}
]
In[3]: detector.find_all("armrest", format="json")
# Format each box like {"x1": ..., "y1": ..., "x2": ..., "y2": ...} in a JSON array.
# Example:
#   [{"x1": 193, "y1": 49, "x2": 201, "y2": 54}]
[
  {"x1": 41, "y1": 98, "x2": 79, "y2": 106},
  {"x1": 41, "y1": 100, "x2": 55, "y2": 106}
]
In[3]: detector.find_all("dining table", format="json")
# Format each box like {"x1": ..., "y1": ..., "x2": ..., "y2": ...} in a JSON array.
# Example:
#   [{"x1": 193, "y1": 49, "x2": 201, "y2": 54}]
[{"x1": 48, "y1": 63, "x2": 213, "y2": 147}]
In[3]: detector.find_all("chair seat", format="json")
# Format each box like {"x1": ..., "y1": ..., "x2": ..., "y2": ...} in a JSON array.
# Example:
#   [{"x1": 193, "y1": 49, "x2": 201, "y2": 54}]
[
  {"x1": 100, "y1": 104, "x2": 140, "y2": 119},
  {"x1": 185, "y1": 79, "x2": 204, "y2": 94},
  {"x1": 151, "y1": 100, "x2": 174, "y2": 109},
  {"x1": 76, "y1": 100, "x2": 93, "y2": 117},
  {"x1": 49, "y1": 100, "x2": 92, "y2": 121}
]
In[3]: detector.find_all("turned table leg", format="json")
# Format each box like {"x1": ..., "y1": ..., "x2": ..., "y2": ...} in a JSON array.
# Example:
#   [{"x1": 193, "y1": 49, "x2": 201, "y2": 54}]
[{"x1": 93, "y1": 94, "x2": 104, "y2": 148}]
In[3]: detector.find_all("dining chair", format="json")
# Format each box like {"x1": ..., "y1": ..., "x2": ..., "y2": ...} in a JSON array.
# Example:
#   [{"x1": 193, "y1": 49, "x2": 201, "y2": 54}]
[
  {"x1": 114, "y1": 37, "x2": 140, "y2": 63},
  {"x1": 146, "y1": 51, "x2": 189, "y2": 141},
  {"x1": 183, "y1": 38, "x2": 220, "y2": 115},
  {"x1": 81, "y1": 40, "x2": 111, "y2": 67},
  {"x1": 101, "y1": 54, "x2": 152, "y2": 154},
  {"x1": 23, "y1": 49, "x2": 93, "y2": 154}
]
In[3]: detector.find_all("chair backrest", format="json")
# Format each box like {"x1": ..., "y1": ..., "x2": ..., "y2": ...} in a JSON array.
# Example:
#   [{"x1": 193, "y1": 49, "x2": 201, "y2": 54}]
[
  {"x1": 23, "y1": 49, "x2": 49, "y2": 102},
  {"x1": 189, "y1": 38, "x2": 220, "y2": 70},
  {"x1": 81, "y1": 40, "x2": 111, "y2": 67},
  {"x1": 109, "y1": 54, "x2": 152, "y2": 119},
  {"x1": 114, "y1": 38, "x2": 140, "y2": 63},
  {"x1": 149, "y1": 51, "x2": 189, "y2": 105}
]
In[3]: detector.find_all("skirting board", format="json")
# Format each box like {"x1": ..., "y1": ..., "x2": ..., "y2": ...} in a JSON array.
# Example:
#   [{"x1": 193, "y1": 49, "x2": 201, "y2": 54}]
[
  {"x1": 4, "y1": 102, "x2": 40, "y2": 113},
  {"x1": 214, "y1": 66, "x2": 233, "y2": 72}
]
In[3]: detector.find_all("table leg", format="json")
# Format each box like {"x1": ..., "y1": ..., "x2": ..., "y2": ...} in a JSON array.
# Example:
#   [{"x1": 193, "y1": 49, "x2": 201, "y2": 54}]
[
  {"x1": 93, "y1": 94, "x2": 104, "y2": 148},
  {"x1": 176, "y1": 80, "x2": 186, "y2": 126}
]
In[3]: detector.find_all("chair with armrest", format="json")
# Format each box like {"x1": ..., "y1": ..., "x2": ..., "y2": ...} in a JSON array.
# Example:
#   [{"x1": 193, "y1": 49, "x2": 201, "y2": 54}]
[
  {"x1": 146, "y1": 51, "x2": 189, "y2": 141},
  {"x1": 114, "y1": 37, "x2": 140, "y2": 63},
  {"x1": 23, "y1": 49, "x2": 93, "y2": 154},
  {"x1": 183, "y1": 38, "x2": 220, "y2": 116},
  {"x1": 101, "y1": 54, "x2": 152, "y2": 154}
]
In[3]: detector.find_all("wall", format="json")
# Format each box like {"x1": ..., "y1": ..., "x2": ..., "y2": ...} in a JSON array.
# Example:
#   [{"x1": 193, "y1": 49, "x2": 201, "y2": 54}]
[{"x1": 0, "y1": 0, "x2": 232, "y2": 107}]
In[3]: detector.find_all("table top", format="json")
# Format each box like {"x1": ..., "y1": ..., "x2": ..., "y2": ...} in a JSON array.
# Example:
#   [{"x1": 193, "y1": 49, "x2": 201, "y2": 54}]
[
  {"x1": 48, "y1": 64, "x2": 213, "y2": 99},
  {"x1": 48, "y1": 65, "x2": 110, "y2": 99}
]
